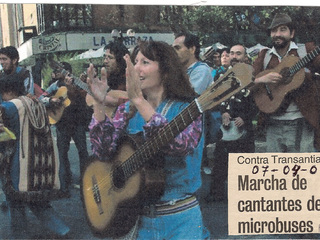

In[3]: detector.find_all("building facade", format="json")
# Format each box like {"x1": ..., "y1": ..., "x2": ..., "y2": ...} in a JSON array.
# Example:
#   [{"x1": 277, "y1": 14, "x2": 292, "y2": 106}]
[{"x1": 0, "y1": 4, "x2": 174, "y2": 85}]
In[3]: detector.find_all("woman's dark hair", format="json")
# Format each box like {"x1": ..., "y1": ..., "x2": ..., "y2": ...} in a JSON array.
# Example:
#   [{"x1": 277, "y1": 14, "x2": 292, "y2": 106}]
[
  {"x1": 0, "y1": 73, "x2": 26, "y2": 96},
  {"x1": 217, "y1": 47, "x2": 230, "y2": 55},
  {"x1": 134, "y1": 40, "x2": 197, "y2": 102}
]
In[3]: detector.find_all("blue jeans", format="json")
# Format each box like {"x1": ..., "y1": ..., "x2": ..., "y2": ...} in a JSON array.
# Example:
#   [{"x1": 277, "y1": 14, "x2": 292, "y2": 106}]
[
  {"x1": 56, "y1": 124, "x2": 88, "y2": 191},
  {"x1": 136, "y1": 205, "x2": 210, "y2": 239}
]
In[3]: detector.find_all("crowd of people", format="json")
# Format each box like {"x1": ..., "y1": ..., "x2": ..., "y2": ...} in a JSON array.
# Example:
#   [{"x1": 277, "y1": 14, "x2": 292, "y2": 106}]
[{"x1": 0, "y1": 12, "x2": 320, "y2": 239}]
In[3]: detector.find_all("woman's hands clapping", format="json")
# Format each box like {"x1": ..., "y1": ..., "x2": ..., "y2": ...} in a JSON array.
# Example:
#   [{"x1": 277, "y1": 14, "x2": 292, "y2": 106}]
[{"x1": 124, "y1": 54, "x2": 144, "y2": 104}]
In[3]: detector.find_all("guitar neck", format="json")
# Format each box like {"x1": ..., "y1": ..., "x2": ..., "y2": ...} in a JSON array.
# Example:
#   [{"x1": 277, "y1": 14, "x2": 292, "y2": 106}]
[
  {"x1": 290, "y1": 46, "x2": 320, "y2": 75},
  {"x1": 59, "y1": 68, "x2": 93, "y2": 96},
  {"x1": 73, "y1": 78, "x2": 93, "y2": 96},
  {"x1": 118, "y1": 101, "x2": 201, "y2": 181},
  {"x1": 113, "y1": 63, "x2": 253, "y2": 183}
]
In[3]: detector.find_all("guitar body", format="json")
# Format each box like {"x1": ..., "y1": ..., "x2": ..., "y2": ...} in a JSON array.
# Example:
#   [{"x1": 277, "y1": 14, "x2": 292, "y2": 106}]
[
  {"x1": 47, "y1": 87, "x2": 71, "y2": 124},
  {"x1": 254, "y1": 55, "x2": 305, "y2": 114},
  {"x1": 49, "y1": 59, "x2": 129, "y2": 121},
  {"x1": 82, "y1": 135, "x2": 165, "y2": 238},
  {"x1": 82, "y1": 140, "x2": 141, "y2": 238}
]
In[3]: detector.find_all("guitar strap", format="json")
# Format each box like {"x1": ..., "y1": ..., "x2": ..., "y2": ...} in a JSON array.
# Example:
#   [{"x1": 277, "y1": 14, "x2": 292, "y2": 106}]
[
  {"x1": 160, "y1": 99, "x2": 174, "y2": 116},
  {"x1": 297, "y1": 44, "x2": 307, "y2": 60},
  {"x1": 263, "y1": 49, "x2": 272, "y2": 70}
]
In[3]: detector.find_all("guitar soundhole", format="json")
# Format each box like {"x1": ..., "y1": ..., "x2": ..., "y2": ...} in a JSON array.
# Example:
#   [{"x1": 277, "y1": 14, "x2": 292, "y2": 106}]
[{"x1": 112, "y1": 167, "x2": 126, "y2": 189}]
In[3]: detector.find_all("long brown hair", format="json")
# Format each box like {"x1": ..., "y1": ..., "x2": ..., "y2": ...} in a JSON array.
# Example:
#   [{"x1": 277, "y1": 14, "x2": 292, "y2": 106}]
[
  {"x1": 128, "y1": 41, "x2": 197, "y2": 119},
  {"x1": 134, "y1": 40, "x2": 197, "y2": 102}
]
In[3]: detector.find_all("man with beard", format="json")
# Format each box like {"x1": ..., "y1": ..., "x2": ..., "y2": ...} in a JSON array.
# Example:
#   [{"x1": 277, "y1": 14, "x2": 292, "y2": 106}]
[
  {"x1": 224, "y1": 44, "x2": 256, "y2": 149},
  {"x1": 206, "y1": 44, "x2": 257, "y2": 202},
  {"x1": 0, "y1": 46, "x2": 34, "y2": 102},
  {"x1": 253, "y1": 13, "x2": 320, "y2": 152},
  {"x1": 85, "y1": 41, "x2": 129, "y2": 118},
  {"x1": 103, "y1": 41, "x2": 129, "y2": 91}
]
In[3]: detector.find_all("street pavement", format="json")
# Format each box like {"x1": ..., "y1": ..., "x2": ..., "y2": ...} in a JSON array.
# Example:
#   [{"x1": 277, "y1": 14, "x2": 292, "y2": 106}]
[{"x1": 1, "y1": 131, "x2": 320, "y2": 239}]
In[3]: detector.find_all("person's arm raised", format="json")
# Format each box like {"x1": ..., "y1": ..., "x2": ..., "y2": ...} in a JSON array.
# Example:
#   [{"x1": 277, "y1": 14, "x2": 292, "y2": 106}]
[
  {"x1": 124, "y1": 54, "x2": 156, "y2": 122},
  {"x1": 87, "y1": 64, "x2": 110, "y2": 122}
]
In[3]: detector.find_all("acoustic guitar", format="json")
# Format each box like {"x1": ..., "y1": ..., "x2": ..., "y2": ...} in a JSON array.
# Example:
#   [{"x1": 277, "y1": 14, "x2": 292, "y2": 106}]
[
  {"x1": 47, "y1": 86, "x2": 71, "y2": 125},
  {"x1": 81, "y1": 63, "x2": 254, "y2": 238},
  {"x1": 48, "y1": 61, "x2": 128, "y2": 123},
  {"x1": 254, "y1": 46, "x2": 320, "y2": 114}
]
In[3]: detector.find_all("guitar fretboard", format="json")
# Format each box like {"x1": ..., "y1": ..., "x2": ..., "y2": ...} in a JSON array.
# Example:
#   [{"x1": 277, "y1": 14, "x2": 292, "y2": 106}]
[
  {"x1": 119, "y1": 101, "x2": 201, "y2": 181},
  {"x1": 59, "y1": 68, "x2": 94, "y2": 96},
  {"x1": 113, "y1": 63, "x2": 253, "y2": 182},
  {"x1": 290, "y1": 46, "x2": 320, "y2": 75},
  {"x1": 73, "y1": 78, "x2": 93, "y2": 96}
]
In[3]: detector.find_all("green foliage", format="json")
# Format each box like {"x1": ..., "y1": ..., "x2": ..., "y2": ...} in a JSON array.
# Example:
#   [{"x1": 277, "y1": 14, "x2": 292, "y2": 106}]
[
  {"x1": 38, "y1": 5, "x2": 320, "y2": 86},
  {"x1": 41, "y1": 51, "x2": 103, "y2": 89},
  {"x1": 160, "y1": 6, "x2": 320, "y2": 47}
]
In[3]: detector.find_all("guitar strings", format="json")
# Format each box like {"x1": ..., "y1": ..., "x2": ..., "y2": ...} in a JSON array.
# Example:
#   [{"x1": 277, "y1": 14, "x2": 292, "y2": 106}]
[
  {"x1": 85, "y1": 70, "x2": 252, "y2": 192},
  {"x1": 85, "y1": 86, "x2": 233, "y2": 192},
  {"x1": 291, "y1": 46, "x2": 320, "y2": 75},
  {"x1": 84, "y1": 102, "x2": 201, "y2": 192}
]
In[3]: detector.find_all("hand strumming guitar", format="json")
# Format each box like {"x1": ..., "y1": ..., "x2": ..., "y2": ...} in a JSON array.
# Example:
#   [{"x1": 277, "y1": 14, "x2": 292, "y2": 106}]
[
  {"x1": 49, "y1": 96, "x2": 62, "y2": 106},
  {"x1": 255, "y1": 72, "x2": 282, "y2": 84},
  {"x1": 46, "y1": 74, "x2": 74, "y2": 108}
]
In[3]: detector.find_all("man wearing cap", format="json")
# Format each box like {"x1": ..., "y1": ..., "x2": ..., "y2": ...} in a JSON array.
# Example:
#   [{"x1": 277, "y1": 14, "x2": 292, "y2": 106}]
[{"x1": 253, "y1": 13, "x2": 320, "y2": 152}]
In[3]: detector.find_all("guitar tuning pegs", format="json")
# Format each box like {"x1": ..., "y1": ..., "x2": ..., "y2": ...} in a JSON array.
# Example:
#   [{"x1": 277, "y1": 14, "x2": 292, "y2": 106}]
[{"x1": 241, "y1": 88, "x2": 250, "y2": 97}]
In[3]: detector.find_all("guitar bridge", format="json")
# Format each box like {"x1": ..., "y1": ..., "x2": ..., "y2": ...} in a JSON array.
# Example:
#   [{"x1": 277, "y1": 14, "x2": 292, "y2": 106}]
[{"x1": 92, "y1": 175, "x2": 104, "y2": 215}]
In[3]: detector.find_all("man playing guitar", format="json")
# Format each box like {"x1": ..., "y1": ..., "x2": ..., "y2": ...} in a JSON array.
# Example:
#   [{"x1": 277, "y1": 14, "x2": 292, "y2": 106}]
[
  {"x1": 252, "y1": 13, "x2": 320, "y2": 152},
  {"x1": 39, "y1": 62, "x2": 89, "y2": 196}
]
